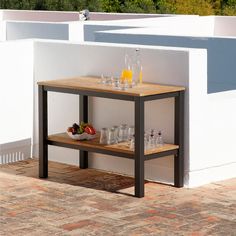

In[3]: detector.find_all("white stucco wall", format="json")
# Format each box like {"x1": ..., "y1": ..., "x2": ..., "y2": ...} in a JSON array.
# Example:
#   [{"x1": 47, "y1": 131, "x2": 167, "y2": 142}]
[
  {"x1": 0, "y1": 21, "x2": 6, "y2": 41},
  {"x1": 95, "y1": 27, "x2": 236, "y2": 94},
  {"x1": 0, "y1": 11, "x2": 3, "y2": 21},
  {"x1": 84, "y1": 15, "x2": 200, "y2": 42},
  {"x1": 2, "y1": 10, "x2": 81, "y2": 22},
  {"x1": 2, "y1": 10, "x2": 167, "y2": 22},
  {"x1": 5, "y1": 20, "x2": 85, "y2": 41},
  {"x1": 0, "y1": 40, "x2": 33, "y2": 163},
  {"x1": 214, "y1": 16, "x2": 236, "y2": 36},
  {"x1": 6, "y1": 21, "x2": 70, "y2": 40}
]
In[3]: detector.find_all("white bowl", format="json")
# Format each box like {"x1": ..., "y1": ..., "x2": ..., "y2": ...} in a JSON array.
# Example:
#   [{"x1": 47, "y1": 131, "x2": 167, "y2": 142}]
[{"x1": 67, "y1": 132, "x2": 96, "y2": 140}]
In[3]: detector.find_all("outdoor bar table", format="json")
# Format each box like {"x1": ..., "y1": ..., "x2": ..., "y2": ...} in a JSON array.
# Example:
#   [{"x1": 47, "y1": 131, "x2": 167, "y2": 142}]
[{"x1": 38, "y1": 76, "x2": 185, "y2": 198}]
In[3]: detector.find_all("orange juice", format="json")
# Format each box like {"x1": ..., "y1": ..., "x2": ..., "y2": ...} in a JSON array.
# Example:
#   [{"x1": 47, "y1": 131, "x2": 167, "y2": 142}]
[
  {"x1": 121, "y1": 69, "x2": 133, "y2": 83},
  {"x1": 139, "y1": 69, "x2": 142, "y2": 84}
]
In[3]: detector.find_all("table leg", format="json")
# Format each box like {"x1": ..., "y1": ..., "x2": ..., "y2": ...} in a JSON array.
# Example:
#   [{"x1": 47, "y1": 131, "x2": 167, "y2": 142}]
[
  {"x1": 134, "y1": 97, "x2": 145, "y2": 197},
  {"x1": 79, "y1": 95, "x2": 88, "y2": 169},
  {"x1": 39, "y1": 85, "x2": 48, "y2": 178},
  {"x1": 174, "y1": 91, "x2": 184, "y2": 187}
]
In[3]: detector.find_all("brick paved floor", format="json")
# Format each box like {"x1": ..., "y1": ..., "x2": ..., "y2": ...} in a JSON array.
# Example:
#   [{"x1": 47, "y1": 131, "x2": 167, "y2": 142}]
[{"x1": 0, "y1": 159, "x2": 235, "y2": 236}]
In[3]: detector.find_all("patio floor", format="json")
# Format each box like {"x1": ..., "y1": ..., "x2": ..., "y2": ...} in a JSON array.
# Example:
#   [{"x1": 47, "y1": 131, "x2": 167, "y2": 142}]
[{"x1": 0, "y1": 159, "x2": 235, "y2": 236}]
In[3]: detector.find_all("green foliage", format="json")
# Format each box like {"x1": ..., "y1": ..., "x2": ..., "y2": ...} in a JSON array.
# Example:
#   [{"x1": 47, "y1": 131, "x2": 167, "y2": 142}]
[
  {"x1": 157, "y1": 0, "x2": 214, "y2": 15},
  {"x1": 0, "y1": 0, "x2": 235, "y2": 15},
  {"x1": 101, "y1": 0, "x2": 121, "y2": 12},
  {"x1": 121, "y1": 0, "x2": 156, "y2": 13},
  {"x1": 222, "y1": 0, "x2": 236, "y2": 15}
]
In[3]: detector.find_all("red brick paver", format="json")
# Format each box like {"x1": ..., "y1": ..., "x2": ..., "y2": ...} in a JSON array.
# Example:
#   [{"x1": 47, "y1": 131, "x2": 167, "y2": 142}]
[{"x1": 0, "y1": 159, "x2": 235, "y2": 236}]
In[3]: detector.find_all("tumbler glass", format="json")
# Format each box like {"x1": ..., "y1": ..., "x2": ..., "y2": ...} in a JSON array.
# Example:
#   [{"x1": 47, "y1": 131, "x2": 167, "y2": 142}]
[
  {"x1": 130, "y1": 135, "x2": 135, "y2": 150},
  {"x1": 112, "y1": 125, "x2": 119, "y2": 143},
  {"x1": 100, "y1": 74, "x2": 107, "y2": 84},
  {"x1": 118, "y1": 124, "x2": 128, "y2": 142},
  {"x1": 107, "y1": 128, "x2": 116, "y2": 145},
  {"x1": 128, "y1": 126, "x2": 135, "y2": 141},
  {"x1": 100, "y1": 74, "x2": 111, "y2": 85},
  {"x1": 100, "y1": 128, "x2": 108, "y2": 144},
  {"x1": 111, "y1": 77, "x2": 121, "y2": 90}
]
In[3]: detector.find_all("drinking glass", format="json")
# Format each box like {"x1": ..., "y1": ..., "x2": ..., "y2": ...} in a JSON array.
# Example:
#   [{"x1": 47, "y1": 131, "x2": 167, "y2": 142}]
[
  {"x1": 130, "y1": 135, "x2": 135, "y2": 150},
  {"x1": 100, "y1": 74, "x2": 111, "y2": 85},
  {"x1": 111, "y1": 77, "x2": 121, "y2": 90},
  {"x1": 118, "y1": 124, "x2": 128, "y2": 142},
  {"x1": 107, "y1": 128, "x2": 116, "y2": 145},
  {"x1": 100, "y1": 128, "x2": 108, "y2": 144},
  {"x1": 128, "y1": 126, "x2": 135, "y2": 141},
  {"x1": 112, "y1": 125, "x2": 119, "y2": 143},
  {"x1": 100, "y1": 74, "x2": 107, "y2": 84}
]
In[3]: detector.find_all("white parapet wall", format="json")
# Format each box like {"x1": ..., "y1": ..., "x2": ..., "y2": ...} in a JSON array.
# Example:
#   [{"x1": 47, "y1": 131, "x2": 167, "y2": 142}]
[
  {"x1": 0, "y1": 20, "x2": 6, "y2": 41},
  {"x1": 1, "y1": 10, "x2": 172, "y2": 22},
  {"x1": 83, "y1": 15, "x2": 200, "y2": 42},
  {"x1": 2, "y1": 10, "x2": 81, "y2": 22},
  {"x1": 214, "y1": 16, "x2": 236, "y2": 36},
  {"x1": 6, "y1": 21, "x2": 84, "y2": 41},
  {"x1": 94, "y1": 18, "x2": 236, "y2": 93},
  {"x1": 0, "y1": 40, "x2": 34, "y2": 164},
  {"x1": 34, "y1": 40, "x2": 207, "y2": 186},
  {"x1": 3, "y1": 15, "x2": 199, "y2": 42},
  {"x1": 188, "y1": 90, "x2": 236, "y2": 186}
]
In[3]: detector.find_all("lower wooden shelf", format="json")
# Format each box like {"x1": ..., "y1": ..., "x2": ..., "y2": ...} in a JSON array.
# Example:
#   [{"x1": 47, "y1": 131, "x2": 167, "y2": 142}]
[{"x1": 47, "y1": 133, "x2": 179, "y2": 160}]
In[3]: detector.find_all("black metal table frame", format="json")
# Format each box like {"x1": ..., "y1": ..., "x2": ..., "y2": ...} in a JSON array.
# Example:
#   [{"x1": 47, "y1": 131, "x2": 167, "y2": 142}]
[{"x1": 38, "y1": 85, "x2": 184, "y2": 198}]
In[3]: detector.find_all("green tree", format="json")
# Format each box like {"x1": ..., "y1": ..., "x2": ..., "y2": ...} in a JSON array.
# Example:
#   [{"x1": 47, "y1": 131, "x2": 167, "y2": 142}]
[
  {"x1": 121, "y1": 0, "x2": 156, "y2": 13},
  {"x1": 222, "y1": 0, "x2": 236, "y2": 15},
  {"x1": 34, "y1": 0, "x2": 48, "y2": 10},
  {"x1": 101, "y1": 0, "x2": 121, "y2": 12},
  {"x1": 157, "y1": 0, "x2": 214, "y2": 15}
]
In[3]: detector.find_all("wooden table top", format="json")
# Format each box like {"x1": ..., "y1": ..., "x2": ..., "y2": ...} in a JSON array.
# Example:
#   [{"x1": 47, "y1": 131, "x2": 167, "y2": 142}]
[{"x1": 38, "y1": 76, "x2": 185, "y2": 97}]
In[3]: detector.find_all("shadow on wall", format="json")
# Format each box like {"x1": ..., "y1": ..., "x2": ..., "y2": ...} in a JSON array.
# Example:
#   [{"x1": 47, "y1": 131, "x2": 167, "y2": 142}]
[{"x1": 95, "y1": 33, "x2": 236, "y2": 94}]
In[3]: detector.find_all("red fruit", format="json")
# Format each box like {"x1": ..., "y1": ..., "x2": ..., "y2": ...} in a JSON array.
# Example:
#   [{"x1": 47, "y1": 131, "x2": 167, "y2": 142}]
[
  {"x1": 71, "y1": 127, "x2": 77, "y2": 135},
  {"x1": 67, "y1": 127, "x2": 73, "y2": 132},
  {"x1": 89, "y1": 126, "x2": 96, "y2": 135},
  {"x1": 84, "y1": 126, "x2": 96, "y2": 135}
]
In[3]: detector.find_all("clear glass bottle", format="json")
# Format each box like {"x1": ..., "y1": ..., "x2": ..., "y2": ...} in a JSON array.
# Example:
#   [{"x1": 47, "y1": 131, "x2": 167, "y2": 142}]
[
  {"x1": 144, "y1": 132, "x2": 148, "y2": 151},
  {"x1": 132, "y1": 48, "x2": 142, "y2": 86},
  {"x1": 156, "y1": 131, "x2": 164, "y2": 147},
  {"x1": 148, "y1": 129, "x2": 156, "y2": 150}
]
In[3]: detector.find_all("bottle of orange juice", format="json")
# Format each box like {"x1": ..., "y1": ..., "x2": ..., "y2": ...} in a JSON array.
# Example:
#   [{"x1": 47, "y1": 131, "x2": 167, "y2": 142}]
[{"x1": 121, "y1": 53, "x2": 132, "y2": 85}]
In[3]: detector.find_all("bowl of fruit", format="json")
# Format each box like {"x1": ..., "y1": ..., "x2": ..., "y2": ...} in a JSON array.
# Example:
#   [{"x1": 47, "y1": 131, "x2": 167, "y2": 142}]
[{"x1": 67, "y1": 122, "x2": 96, "y2": 140}]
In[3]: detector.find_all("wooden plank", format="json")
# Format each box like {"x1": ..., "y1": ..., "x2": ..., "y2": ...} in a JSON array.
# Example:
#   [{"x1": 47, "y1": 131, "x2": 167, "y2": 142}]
[
  {"x1": 47, "y1": 132, "x2": 179, "y2": 156},
  {"x1": 38, "y1": 76, "x2": 185, "y2": 97}
]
